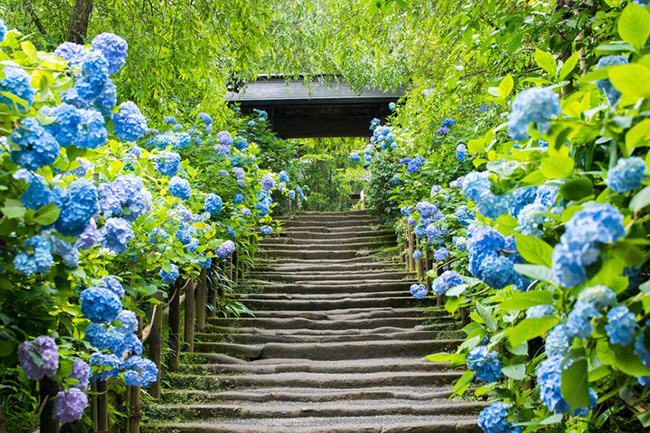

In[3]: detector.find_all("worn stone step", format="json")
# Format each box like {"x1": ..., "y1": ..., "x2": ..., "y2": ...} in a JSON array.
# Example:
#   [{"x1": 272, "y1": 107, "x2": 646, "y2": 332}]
[
  {"x1": 280, "y1": 213, "x2": 372, "y2": 222},
  {"x1": 168, "y1": 370, "x2": 464, "y2": 390},
  {"x1": 196, "y1": 329, "x2": 464, "y2": 345},
  {"x1": 255, "y1": 256, "x2": 395, "y2": 266},
  {"x1": 201, "y1": 324, "x2": 457, "y2": 339},
  {"x1": 281, "y1": 218, "x2": 381, "y2": 228},
  {"x1": 279, "y1": 229, "x2": 395, "y2": 240},
  {"x1": 206, "y1": 316, "x2": 456, "y2": 330},
  {"x1": 297, "y1": 210, "x2": 370, "y2": 217},
  {"x1": 229, "y1": 307, "x2": 445, "y2": 320},
  {"x1": 239, "y1": 291, "x2": 412, "y2": 301},
  {"x1": 240, "y1": 296, "x2": 416, "y2": 311},
  {"x1": 262, "y1": 240, "x2": 393, "y2": 251},
  {"x1": 161, "y1": 386, "x2": 462, "y2": 404},
  {"x1": 248, "y1": 281, "x2": 411, "y2": 294},
  {"x1": 260, "y1": 235, "x2": 395, "y2": 246},
  {"x1": 142, "y1": 415, "x2": 480, "y2": 433},
  {"x1": 264, "y1": 249, "x2": 374, "y2": 260},
  {"x1": 149, "y1": 400, "x2": 485, "y2": 421},
  {"x1": 247, "y1": 270, "x2": 410, "y2": 282},
  {"x1": 192, "y1": 339, "x2": 463, "y2": 360}
]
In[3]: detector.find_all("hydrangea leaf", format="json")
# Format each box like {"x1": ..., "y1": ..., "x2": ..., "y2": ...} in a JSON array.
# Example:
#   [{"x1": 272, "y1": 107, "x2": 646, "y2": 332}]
[
  {"x1": 499, "y1": 290, "x2": 553, "y2": 311},
  {"x1": 609, "y1": 343, "x2": 650, "y2": 376},
  {"x1": 559, "y1": 177, "x2": 593, "y2": 201},
  {"x1": 502, "y1": 363, "x2": 526, "y2": 380},
  {"x1": 625, "y1": 119, "x2": 650, "y2": 152},
  {"x1": 498, "y1": 74, "x2": 514, "y2": 99},
  {"x1": 609, "y1": 64, "x2": 650, "y2": 100},
  {"x1": 618, "y1": 3, "x2": 650, "y2": 51},
  {"x1": 541, "y1": 147, "x2": 574, "y2": 179},
  {"x1": 508, "y1": 316, "x2": 558, "y2": 347},
  {"x1": 630, "y1": 185, "x2": 650, "y2": 213},
  {"x1": 561, "y1": 352, "x2": 590, "y2": 411},
  {"x1": 513, "y1": 264, "x2": 558, "y2": 285},
  {"x1": 32, "y1": 204, "x2": 60, "y2": 226},
  {"x1": 558, "y1": 52, "x2": 580, "y2": 81},
  {"x1": 513, "y1": 234, "x2": 553, "y2": 267},
  {"x1": 2, "y1": 198, "x2": 26, "y2": 219},
  {"x1": 534, "y1": 49, "x2": 557, "y2": 78}
]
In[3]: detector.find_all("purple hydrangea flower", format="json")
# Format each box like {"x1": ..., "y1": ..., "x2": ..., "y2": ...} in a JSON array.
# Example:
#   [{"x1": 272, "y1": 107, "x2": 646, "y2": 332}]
[
  {"x1": 54, "y1": 388, "x2": 88, "y2": 424},
  {"x1": 18, "y1": 336, "x2": 59, "y2": 380}
]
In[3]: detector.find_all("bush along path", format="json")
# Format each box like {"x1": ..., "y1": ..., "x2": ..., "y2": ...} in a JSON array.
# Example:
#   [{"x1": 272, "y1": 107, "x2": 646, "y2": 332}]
[{"x1": 141, "y1": 209, "x2": 485, "y2": 432}]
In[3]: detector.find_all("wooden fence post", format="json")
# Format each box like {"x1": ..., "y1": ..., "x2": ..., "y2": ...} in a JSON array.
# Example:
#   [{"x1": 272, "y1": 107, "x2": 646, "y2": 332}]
[
  {"x1": 168, "y1": 280, "x2": 182, "y2": 372},
  {"x1": 184, "y1": 279, "x2": 196, "y2": 353},
  {"x1": 39, "y1": 377, "x2": 59, "y2": 433},
  {"x1": 148, "y1": 291, "x2": 163, "y2": 399},
  {"x1": 407, "y1": 230, "x2": 415, "y2": 272},
  {"x1": 207, "y1": 260, "x2": 218, "y2": 317},
  {"x1": 196, "y1": 268, "x2": 207, "y2": 332},
  {"x1": 96, "y1": 380, "x2": 108, "y2": 433},
  {"x1": 126, "y1": 386, "x2": 141, "y2": 433}
]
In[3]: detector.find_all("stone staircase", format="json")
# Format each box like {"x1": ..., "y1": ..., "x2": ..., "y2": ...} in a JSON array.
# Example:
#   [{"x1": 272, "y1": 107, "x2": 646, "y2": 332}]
[{"x1": 143, "y1": 210, "x2": 482, "y2": 432}]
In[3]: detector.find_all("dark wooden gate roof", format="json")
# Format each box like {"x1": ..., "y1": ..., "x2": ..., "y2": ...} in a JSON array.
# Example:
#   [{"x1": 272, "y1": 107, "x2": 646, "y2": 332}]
[{"x1": 225, "y1": 77, "x2": 404, "y2": 139}]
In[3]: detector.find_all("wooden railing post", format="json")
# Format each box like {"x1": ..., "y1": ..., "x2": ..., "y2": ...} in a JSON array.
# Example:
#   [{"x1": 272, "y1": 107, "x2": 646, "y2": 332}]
[
  {"x1": 39, "y1": 377, "x2": 59, "y2": 433},
  {"x1": 149, "y1": 291, "x2": 163, "y2": 399},
  {"x1": 207, "y1": 260, "x2": 218, "y2": 317},
  {"x1": 168, "y1": 280, "x2": 182, "y2": 372},
  {"x1": 126, "y1": 386, "x2": 141, "y2": 433},
  {"x1": 407, "y1": 230, "x2": 415, "y2": 272},
  {"x1": 184, "y1": 279, "x2": 196, "y2": 353},
  {"x1": 196, "y1": 268, "x2": 207, "y2": 331},
  {"x1": 96, "y1": 380, "x2": 108, "y2": 432}
]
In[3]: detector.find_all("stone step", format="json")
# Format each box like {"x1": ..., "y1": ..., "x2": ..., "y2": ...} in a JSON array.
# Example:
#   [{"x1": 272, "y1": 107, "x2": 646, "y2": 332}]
[
  {"x1": 280, "y1": 213, "x2": 372, "y2": 222},
  {"x1": 263, "y1": 249, "x2": 371, "y2": 260},
  {"x1": 255, "y1": 256, "x2": 395, "y2": 266},
  {"x1": 239, "y1": 291, "x2": 412, "y2": 301},
  {"x1": 196, "y1": 329, "x2": 464, "y2": 345},
  {"x1": 262, "y1": 240, "x2": 393, "y2": 250},
  {"x1": 240, "y1": 296, "x2": 416, "y2": 311},
  {"x1": 206, "y1": 316, "x2": 456, "y2": 330},
  {"x1": 247, "y1": 281, "x2": 411, "y2": 294},
  {"x1": 281, "y1": 218, "x2": 381, "y2": 228},
  {"x1": 142, "y1": 415, "x2": 480, "y2": 433},
  {"x1": 247, "y1": 270, "x2": 410, "y2": 282},
  {"x1": 222, "y1": 307, "x2": 444, "y2": 319},
  {"x1": 192, "y1": 339, "x2": 463, "y2": 360},
  {"x1": 298, "y1": 210, "x2": 370, "y2": 217},
  {"x1": 201, "y1": 324, "x2": 457, "y2": 338},
  {"x1": 168, "y1": 370, "x2": 464, "y2": 390},
  {"x1": 260, "y1": 235, "x2": 395, "y2": 246},
  {"x1": 278, "y1": 225, "x2": 386, "y2": 235},
  {"x1": 149, "y1": 400, "x2": 485, "y2": 421},
  {"x1": 178, "y1": 358, "x2": 455, "y2": 375},
  {"x1": 279, "y1": 229, "x2": 394, "y2": 240}
]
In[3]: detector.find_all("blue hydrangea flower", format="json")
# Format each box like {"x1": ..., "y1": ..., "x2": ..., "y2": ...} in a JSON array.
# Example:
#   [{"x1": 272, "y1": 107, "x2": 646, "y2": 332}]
[
  {"x1": 635, "y1": 330, "x2": 650, "y2": 369},
  {"x1": 198, "y1": 112, "x2": 213, "y2": 125},
  {"x1": 114, "y1": 101, "x2": 147, "y2": 142},
  {"x1": 50, "y1": 236, "x2": 79, "y2": 268},
  {"x1": 81, "y1": 286, "x2": 121, "y2": 323},
  {"x1": 456, "y1": 143, "x2": 467, "y2": 162},
  {"x1": 54, "y1": 388, "x2": 88, "y2": 424},
  {"x1": 124, "y1": 355, "x2": 158, "y2": 387},
  {"x1": 467, "y1": 346, "x2": 502, "y2": 382},
  {"x1": 434, "y1": 247, "x2": 449, "y2": 262},
  {"x1": 566, "y1": 302, "x2": 599, "y2": 339},
  {"x1": 478, "y1": 104, "x2": 490, "y2": 113},
  {"x1": 508, "y1": 87, "x2": 561, "y2": 141},
  {"x1": 241, "y1": 207, "x2": 252, "y2": 217},
  {"x1": 545, "y1": 324, "x2": 572, "y2": 357},
  {"x1": 596, "y1": 56, "x2": 628, "y2": 106},
  {"x1": 18, "y1": 336, "x2": 59, "y2": 380},
  {"x1": 55, "y1": 179, "x2": 99, "y2": 236},
  {"x1": 551, "y1": 239, "x2": 594, "y2": 288},
  {"x1": 14, "y1": 235, "x2": 54, "y2": 275},
  {"x1": 205, "y1": 193, "x2": 223, "y2": 214},
  {"x1": 516, "y1": 203, "x2": 547, "y2": 236},
  {"x1": 412, "y1": 250, "x2": 422, "y2": 260},
  {"x1": 99, "y1": 175, "x2": 151, "y2": 222},
  {"x1": 605, "y1": 157, "x2": 647, "y2": 193},
  {"x1": 217, "y1": 131, "x2": 233, "y2": 146},
  {"x1": 476, "y1": 190, "x2": 509, "y2": 219},
  {"x1": 76, "y1": 109, "x2": 108, "y2": 149},
  {"x1": 289, "y1": 190, "x2": 296, "y2": 200},
  {"x1": 91, "y1": 33, "x2": 128, "y2": 74},
  {"x1": 76, "y1": 50, "x2": 109, "y2": 101},
  {"x1": 435, "y1": 126, "x2": 449, "y2": 135},
  {"x1": 216, "y1": 240, "x2": 236, "y2": 259},
  {"x1": 526, "y1": 305, "x2": 555, "y2": 319},
  {"x1": 605, "y1": 306, "x2": 636, "y2": 345},
  {"x1": 44, "y1": 103, "x2": 82, "y2": 147},
  {"x1": 169, "y1": 176, "x2": 191, "y2": 200},
  {"x1": 89, "y1": 353, "x2": 122, "y2": 381},
  {"x1": 478, "y1": 255, "x2": 521, "y2": 290},
  {"x1": 537, "y1": 355, "x2": 597, "y2": 415},
  {"x1": 462, "y1": 171, "x2": 492, "y2": 202},
  {"x1": 350, "y1": 153, "x2": 361, "y2": 162},
  {"x1": 11, "y1": 118, "x2": 60, "y2": 170},
  {"x1": 410, "y1": 283, "x2": 427, "y2": 299},
  {"x1": 261, "y1": 173, "x2": 276, "y2": 190},
  {"x1": 175, "y1": 224, "x2": 192, "y2": 245},
  {"x1": 156, "y1": 151, "x2": 181, "y2": 177},
  {"x1": 234, "y1": 192, "x2": 244, "y2": 204},
  {"x1": 67, "y1": 359, "x2": 90, "y2": 390},
  {"x1": 160, "y1": 263, "x2": 179, "y2": 285},
  {"x1": 577, "y1": 286, "x2": 615, "y2": 310},
  {"x1": 256, "y1": 200, "x2": 270, "y2": 216},
  {"x1": 233, "y1": 135, "x2": 247, "y2": 150},
  {"x1": 478, "y1": 402, "x2": 513, "y2": 433},
  {"x1": 407, "y1": 156, "x2": 426, "y2": 173},
  {"x1": 508, "y1": 187, "x2": 538, "y2": 218},
  {"x1": 75, "y1": 218, "x2": 100, "y2": 250},
  {"x1": 100, "y1": 217, "x2": 134, "y2": 254},
  {"x1": 431, "y1": 270, "x2": 463, "y2": 296},
  {"x1": 0, "y1": 61, "x2": 35, "y2": 110},
  {"x1": 416, "y1": 201, "x2": 437, "y2": 218},
  {"x1": 20, "y1": 175, "x2": 62, "y2": 210},
  {"x1": 54, "y1": 42, "x2": 87, "y2": 66},
  {"x1": 260, "y1": 225, "x2": 273, "y2": 236}
]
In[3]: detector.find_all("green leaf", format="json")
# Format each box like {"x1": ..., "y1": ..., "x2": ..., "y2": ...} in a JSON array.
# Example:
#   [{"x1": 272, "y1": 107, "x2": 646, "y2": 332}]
[
  {"x1": 500, "y1": 290, "x2": 553, "y2": 311},
  {"x1": 502, "y1": 363, "x2": 526, "y2": 380},
  {"x1": 514, "y1": 234, "x2": 553, "y2": 267},
  {"x1": 2, "y1": 199, "x2": 26, "y2": 220},
  {"x1": 508, "y1": 32, "x2": 524, "y2": 54},
  {"x1": 618, "y1": 3, "x2": 650, "y2": 51},
  {"x1": 541, "y1": 148, "x2": 574, "y2": 179},
  {"x1": 609, "y1": 64, "x2": 650, "y2": 100},
  {"x1": 498, "y1": 74, "x2": 514, "y2": 99},
  {"x1": 558, "y1": 52, "x2": 580, "y2": 81},
  {"x1": 513, "y1": 264, "x2": 558, "y2": 285},
  {"x1": 560, "y1": 177, "x2": 593, "y2": 201},
  {"x1": 626, "y1": 119, "x2": 650, "y2": 152},
  {"x1": 610, "y1": 343, "x2": 650, "y2": 376},
  {"x1": 476, "y1": 302, "x2": 497, "y2": 332},
  {"x1": 561, "y1": 352, "x2": 590, "y2": 411},
  {"x1": 508, "y1": 316, "x2": 558, "y2": 347},
  {"x1": 521, "y1": 169, "x2": 547, "y2": 185},
  {"x1": 446, "y1": 283, "x2": 467, "y2": 297},
  {"x1": 534, "y1": 49, "x2": 557, "y2": 77},
  {"x1": 630, "y1": 185, "x2": 650, "y2": 213},
  {"x1": 32, "y1": 204, "x2": 60, "y2": 226}
]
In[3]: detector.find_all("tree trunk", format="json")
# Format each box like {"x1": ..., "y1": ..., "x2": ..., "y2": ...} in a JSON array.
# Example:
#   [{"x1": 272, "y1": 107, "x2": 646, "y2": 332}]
[{"x1": 67, "y1": 0, "x2": 94, "y2": 43}]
